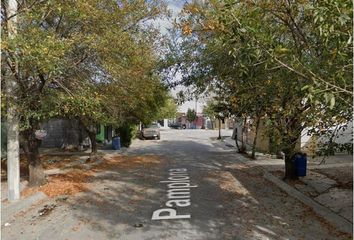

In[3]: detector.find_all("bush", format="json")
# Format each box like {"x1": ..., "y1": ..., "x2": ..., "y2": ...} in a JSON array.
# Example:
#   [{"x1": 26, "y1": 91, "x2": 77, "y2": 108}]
[{"x1": 117, "y1": 123, "x2": 137, "y2": 147}]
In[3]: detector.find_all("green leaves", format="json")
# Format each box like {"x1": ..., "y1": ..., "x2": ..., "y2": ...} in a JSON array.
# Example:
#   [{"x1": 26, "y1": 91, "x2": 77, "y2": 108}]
[
  {"x1": 186, "y1": 108, "x2": 197, "y2": 122},
  {"x1": 2, "y1": 0, "x2": 169, "y2": 132},
  {"x1": 155, "y1": 96, "x2": 178, "y2": 120},
  {"x1": 324, "y1": 93, "x2": 336, "y2": 109},
  {"x1": 172, "y1": 0, "x2": 352, "y2": 159}
]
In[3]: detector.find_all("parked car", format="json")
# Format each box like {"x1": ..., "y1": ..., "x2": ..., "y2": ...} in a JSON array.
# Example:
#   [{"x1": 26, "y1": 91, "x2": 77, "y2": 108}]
[
  {"x1": 169, "y1": 122, "x2": 181, "y2": 129},
  {"x1": 141, "y1": 123, "x2": 160, "y2": 140},
  {"x1": 168, "y1": 122, "x2": 186, "y2": 129}
]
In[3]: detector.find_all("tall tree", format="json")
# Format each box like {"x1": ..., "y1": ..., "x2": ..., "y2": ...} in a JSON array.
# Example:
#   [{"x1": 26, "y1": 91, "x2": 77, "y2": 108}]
[
  {"x1": 156, "y1": 96, "x2": 178, "y2": 120},
  {"x1": 1, "y1": 0, "x2": 167, "y2": 185},
  {"x1": 186, "y1": 108, "x2": 197, "y2": 125},
  {"x1": 168, "y1": 0, "x2": 352, "y2": 180}
]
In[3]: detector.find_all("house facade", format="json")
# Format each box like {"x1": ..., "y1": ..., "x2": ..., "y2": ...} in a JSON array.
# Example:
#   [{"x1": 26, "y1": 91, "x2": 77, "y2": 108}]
[{"x1": 40, "y1": 119, "x2": 114, "y2": 149}]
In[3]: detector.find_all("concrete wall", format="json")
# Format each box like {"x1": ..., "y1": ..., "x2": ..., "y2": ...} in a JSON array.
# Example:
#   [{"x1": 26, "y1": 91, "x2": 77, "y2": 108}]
[
  {"x1": 40, "y1": 118, "x2": 87, "y2": 148},
  {"x1": 214, "y1": 118, "x2": 234, "y2": 130},
  {"x1": 239, "y1": 118, "x2": 269, "y2": 153},
  {"x1": 234, "y1": 117, "x2": 283, "y2": 153},
  {"x1": 301, "y1": 121, "x2": 353, "y2": 156},
  {"x1": 254, "y1": 119, "x2": 270, "y2": 152}
]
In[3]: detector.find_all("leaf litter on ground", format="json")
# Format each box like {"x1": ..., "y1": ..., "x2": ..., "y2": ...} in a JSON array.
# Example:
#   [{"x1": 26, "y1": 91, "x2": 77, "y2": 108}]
[{"x1": 21, "y1": 154, "x2": 162, "y2": 198}]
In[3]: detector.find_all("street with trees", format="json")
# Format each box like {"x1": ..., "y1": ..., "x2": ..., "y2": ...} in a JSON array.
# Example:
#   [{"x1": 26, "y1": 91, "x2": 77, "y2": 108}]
[
  {"x1": 165, "y1": 0, "x2": 353, "y2": 180},
  {"x1": 2, "y1": 0, "x2": 352, "y2": 187},
  {"x1": 1, "y1": 0, "x2": 169, "y2": 186}
]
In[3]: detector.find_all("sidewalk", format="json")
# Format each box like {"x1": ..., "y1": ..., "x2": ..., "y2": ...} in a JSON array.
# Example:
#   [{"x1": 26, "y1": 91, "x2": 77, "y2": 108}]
[
  {"x1": 1, "y1": 148, "x2": 128, "y2": 225},
  {"x1": 221, "y1": 137, "x2": 353, "y2": 233}
]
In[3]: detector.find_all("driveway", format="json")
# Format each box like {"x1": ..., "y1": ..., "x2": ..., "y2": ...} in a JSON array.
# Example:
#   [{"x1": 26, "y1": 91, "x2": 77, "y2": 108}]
[{"x1": 1, "y1": 129, "x2": 351, "y2": 239}]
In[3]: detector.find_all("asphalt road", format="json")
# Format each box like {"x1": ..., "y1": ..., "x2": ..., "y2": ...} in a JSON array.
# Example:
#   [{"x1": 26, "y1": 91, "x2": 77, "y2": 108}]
[{"x1": 1, "y1": 129, "x2": 350, "y2": 240}]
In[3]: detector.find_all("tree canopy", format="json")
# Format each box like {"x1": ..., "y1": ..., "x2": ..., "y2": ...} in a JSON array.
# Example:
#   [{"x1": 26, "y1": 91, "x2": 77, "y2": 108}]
[
  {"x1": 1, "y1": 0, "x2": 169, "y2": 185},
  {"x1": 165, "y1": 0, "x2": 353, "y2": 179},
  {"x1": 186, "y1": 108, "x2": 197, "y2": 123}
]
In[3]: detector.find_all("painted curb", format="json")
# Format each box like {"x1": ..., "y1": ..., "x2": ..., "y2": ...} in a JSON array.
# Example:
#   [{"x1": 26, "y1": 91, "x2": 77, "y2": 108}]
[
  {"x1": 2, "y1": 192, "x2": 47, "y2": 224},
  {"x1": 264, "y1": 172, "x2": 353, "y2": 234}
]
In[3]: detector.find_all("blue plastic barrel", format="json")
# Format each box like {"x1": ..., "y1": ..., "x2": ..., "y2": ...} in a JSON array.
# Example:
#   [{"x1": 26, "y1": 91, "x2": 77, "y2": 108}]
[
  {"x1": 112, "y1": 137, "x2": 121, "y2": 150},
  {"x1": 294, "y1": 153, "x2": 307, "y2": 176}
]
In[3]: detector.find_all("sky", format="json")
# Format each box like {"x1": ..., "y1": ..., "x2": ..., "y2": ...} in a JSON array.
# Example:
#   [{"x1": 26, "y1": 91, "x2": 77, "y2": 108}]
[{"x1": 154, "y1": 0, "x2": 207, "y2": 113}]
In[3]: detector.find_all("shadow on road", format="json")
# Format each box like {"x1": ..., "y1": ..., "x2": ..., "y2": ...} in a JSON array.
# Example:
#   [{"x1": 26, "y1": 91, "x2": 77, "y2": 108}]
[{"x1": 54, "y1": 139, "x2": 351, "y2": 239}]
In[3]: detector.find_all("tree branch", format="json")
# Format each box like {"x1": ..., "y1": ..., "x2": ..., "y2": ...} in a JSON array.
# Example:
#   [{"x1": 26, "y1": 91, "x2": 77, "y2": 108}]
[
  {"x1": 6, "y1": 0, "x2": 47, "y2": 21},
  {"x1": 266, "y1": 50, "x2": 352, "y2": 95}
]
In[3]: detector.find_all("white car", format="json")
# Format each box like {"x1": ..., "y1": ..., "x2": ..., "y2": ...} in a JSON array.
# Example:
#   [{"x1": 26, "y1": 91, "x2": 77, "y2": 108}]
[{"x1": 142, "y1": 123, "x2": 160, "y2": 140}]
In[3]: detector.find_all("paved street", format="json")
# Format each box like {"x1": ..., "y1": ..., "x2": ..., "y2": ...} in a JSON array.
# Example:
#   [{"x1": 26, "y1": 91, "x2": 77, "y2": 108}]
[{"x1": 2, "y1": 129, "x2": 351, "y2": 240}]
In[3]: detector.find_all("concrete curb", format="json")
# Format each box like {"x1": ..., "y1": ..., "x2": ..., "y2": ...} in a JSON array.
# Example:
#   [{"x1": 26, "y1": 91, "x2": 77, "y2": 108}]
[
  {"x1": 215, "y1": 139, "x2": 353, "y2": 233},
  {"x1": 264, "y1": 172, "x2": 353, "y2": 234},
  {"x1": 2, "y1": 192, "x2": 47, "y2": 224}
]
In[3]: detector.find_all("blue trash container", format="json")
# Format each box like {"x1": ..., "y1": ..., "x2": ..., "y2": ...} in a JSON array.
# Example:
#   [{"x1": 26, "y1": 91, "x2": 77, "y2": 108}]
[
  {"x1": 294, "y1": 153, "x2": 307, "y2": 177},
  {"x1": 112, "y1": 136, "x2": 121, "y2": 150}
]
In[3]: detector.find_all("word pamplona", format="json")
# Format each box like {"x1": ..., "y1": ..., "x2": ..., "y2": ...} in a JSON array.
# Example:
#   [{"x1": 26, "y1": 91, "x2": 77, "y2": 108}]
[{"x1": 152, "y1": 168, "x2": 197, "y2": 220}]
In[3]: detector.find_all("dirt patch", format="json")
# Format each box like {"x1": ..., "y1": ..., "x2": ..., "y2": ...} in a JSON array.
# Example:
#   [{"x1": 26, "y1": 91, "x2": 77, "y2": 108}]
[
  {"x1": 22, "y1": 169, "x2": 93, "y2": 198},
  {"x1": 2, "y1": 154, "x2": 81, "y2": 181},
  {"x1": 41, "y1": 155, "x2": 81, "y2": 169},
  {"x1": 271, "y1": 170, "x2": 284, "y2": 178},
  {"x1": 91, "y1": 155, "x2": 161, "y2": 172},
  {"x1": 312, "y1": 167, "x2": 353, "y2": 189},
  {"x1": 21, "y1": 154, "x2": 161, "y2": 198},
  {"x1": 300, "y1": 205, "x2": 353, "y2": 239},
  {"x1": 270, "y1": 170, "x2": 306, "y2": 186},
  {"x1": 21, "y1": 187, "x2": 40, "y2": 198},
  {"x1": 225, "y1": 163, "x2": 250, "y2": 170},
  {"x1": 38, "y1": 204, "x2": 57, "y2": 217},
  {"x1": 217, "y1": 171, "x2": 250, "y2": 196},
  {"x1": 209, "y1": 165, "x2": 271, "y2": 200},
  {"x1": 214, "y1": 166, "x2": 351, "y2": 239}
]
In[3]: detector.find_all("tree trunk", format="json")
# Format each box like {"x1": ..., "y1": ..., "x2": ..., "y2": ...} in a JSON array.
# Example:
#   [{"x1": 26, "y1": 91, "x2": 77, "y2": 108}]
[
  {"x1": 282, "y1": 116, "x2": 303, "y2": 181},
  {"x1": 282, "y1": 136, "x2": 300, "y2": 181},
  {"x1": 284, "y1": 153, "x2": 297, "y2": 181},
  {"x1": 24, "y1": 127, "x2": 46, "y2": 186},
  {"x1": 232, "y1": 127, "x2": 241, "y2": 152},
  {"x1": 77, "y1": 120, "x2": 84, "y2": 151},
  {"x1": 251, "y1": 117, "x2": 261, "y2": 159},
  {"x1": 217, "y1": 118, "x2": 221, "y2": 139},
  {"x1": 80, "y1": 122, "x2": 99, "y2": 161},
  {"x1": 240, "y1": 118, "x2": 247, "y2": 153},
  {"x1": 29, "y1": 164, "x2": 46, "y2": 186},
  {"x1": 88, "y1": 130, "x2": 98, "y2": 159},
  {"x1": 234, "y1": 125, "x2": 245, "y2": 153}
]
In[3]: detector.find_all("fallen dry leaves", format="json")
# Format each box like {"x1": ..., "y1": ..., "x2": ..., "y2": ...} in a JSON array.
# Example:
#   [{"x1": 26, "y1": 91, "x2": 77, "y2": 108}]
[
  {"x1": 21, "y1": 154, "x2": 161, "y2": 199},
  {"x1": 313, "y1": 167, "x2": 353, "y2": 189},
  {"x1": 41, "y1": 155, "x2": 81, "y2": 169},
  {"x1": 300, "y1": 205, "x2": 352, "y2": 239},
  {"x1": 217, "y1": 171, "x2": 250, "y2": 196},
  {"x1": 22, "y1": 169, "x2": 93, "y2": 198},
  {"x1": 2, "y1": 154, "x2": 81, "y2": 180},
  {"x1": 92, "y1": 155, "x2": 161, "y2": 172}
]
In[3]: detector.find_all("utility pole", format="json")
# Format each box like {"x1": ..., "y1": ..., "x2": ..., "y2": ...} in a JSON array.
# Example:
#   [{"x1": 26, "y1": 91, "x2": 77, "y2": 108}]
[
  {"x1": 194, "y1": 97, "x2": 198, "y2": 129},
  {"x1": 7, "y1": 0, "x2": 20, "y2": 201}
]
